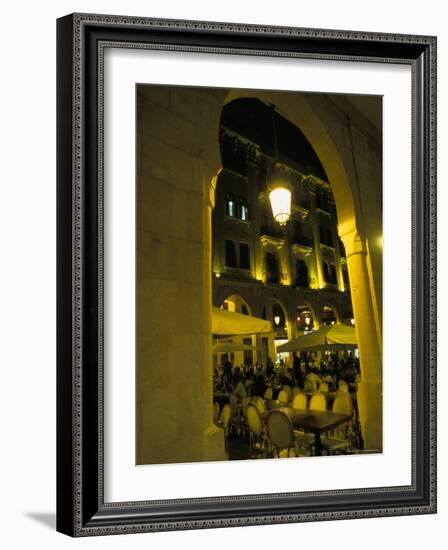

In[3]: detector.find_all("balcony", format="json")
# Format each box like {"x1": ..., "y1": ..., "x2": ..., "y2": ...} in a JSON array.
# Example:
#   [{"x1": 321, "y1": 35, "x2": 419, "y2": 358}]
[
  {"x1": 291, "y1": 233, "x2": 313, "y2": 256},
  {"x1": 259, "y1": 221, "x2": 284, "y2": 242},
  {"x1": 291, "y1": 201, "x2": 310, "y2": 219}
]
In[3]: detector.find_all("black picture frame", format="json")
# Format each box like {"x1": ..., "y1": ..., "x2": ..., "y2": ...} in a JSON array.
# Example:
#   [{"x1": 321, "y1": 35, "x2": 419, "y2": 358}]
[{"x1": 57, "y1": 13, "x2": 437, "y2": 536}]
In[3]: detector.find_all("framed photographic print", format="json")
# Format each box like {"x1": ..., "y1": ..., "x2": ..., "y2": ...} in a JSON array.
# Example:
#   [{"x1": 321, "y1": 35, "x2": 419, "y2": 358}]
[{"x1": 56, "y1": 13, "x2": 437, "y2": 536}]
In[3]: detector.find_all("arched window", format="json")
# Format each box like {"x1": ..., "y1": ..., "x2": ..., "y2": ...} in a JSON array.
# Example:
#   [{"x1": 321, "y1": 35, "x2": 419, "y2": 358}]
[
  {"x1": 225, "y1": 239, "x2": 237, "y2": 267},
  {"x1": 295, "y1": 259, "x2": 309, "y2": 288},
  {"x1": 239, "y1": 197, "x2": 249, "y2": 221},
  {"x1": 296, "y1": 306, "x2": 314, "y2": 331},
  {"x1": 322, "y1": 306, "x2": 336, "y2": 326},
  {"x1": 330, "y1": 264, "x2": 337, "y2": 284},
  {"x1": 265, "y1": 252, "x2": 279, "y2": 284},
  {"x1": 239, "y1": 243, "x2": 250, "y2": 270},
  {"x1": 322, "y1": 261, "x2": 331, "y2": 283},
  {"x1": 272, "y1": 303, "x2": 285, "y2": 329},
  {"x1": 225, "y1": 192, "x2": 236, "y2": 217}
]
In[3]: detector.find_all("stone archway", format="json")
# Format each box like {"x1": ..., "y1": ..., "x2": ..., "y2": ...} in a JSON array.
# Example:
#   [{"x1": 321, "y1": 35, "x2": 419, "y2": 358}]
[
  {"x1": 294, "y1": 301, "x2": 318, "y2": 333},
  {"x1": 262, "y1": 297, "x2": 291, "y2": 363},
  {"x1": 213, "y1": 90, "x2": 382, "y2": 451},
  {"x1": 218, "y1": 292, "x2": 254, "y2": 316}
]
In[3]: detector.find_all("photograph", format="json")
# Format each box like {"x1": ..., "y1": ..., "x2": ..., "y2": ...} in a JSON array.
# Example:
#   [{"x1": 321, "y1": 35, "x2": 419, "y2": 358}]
[
  {"x1": 136, "y1": 85, "x2": 383, "y2": 465},
  {"x1": 0, "y1": 0, "x2": 443, "y2": 546},
  {"x1": 55, "y1": 10, "x2": 436, "y2": 536}
]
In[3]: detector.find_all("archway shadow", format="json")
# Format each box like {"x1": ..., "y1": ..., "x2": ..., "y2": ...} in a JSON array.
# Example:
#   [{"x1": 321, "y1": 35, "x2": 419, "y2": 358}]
[{"x1": 25, "y1": 511, "x2": 56, "y2": 530}]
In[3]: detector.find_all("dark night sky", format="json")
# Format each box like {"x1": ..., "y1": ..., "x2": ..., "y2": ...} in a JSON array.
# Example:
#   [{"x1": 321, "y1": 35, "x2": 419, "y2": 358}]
[{"x1": 220, "y1": 98, "x2": 328, "y2": 181}]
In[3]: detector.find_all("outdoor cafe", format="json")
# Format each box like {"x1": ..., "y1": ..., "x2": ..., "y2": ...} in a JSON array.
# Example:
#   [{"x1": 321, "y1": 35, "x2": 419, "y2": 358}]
[{"x1": 212, "y1": 307, "x2": 362, "y2": 460}]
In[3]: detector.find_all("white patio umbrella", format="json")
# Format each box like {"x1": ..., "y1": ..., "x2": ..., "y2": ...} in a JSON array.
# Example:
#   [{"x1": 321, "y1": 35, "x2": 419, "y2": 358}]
[
  {"x1": 276, "y1": 324, "x2": 357, "y2": 352},
  {"x1": 212, "y1": 306, "x2": 271, "y2": 336}
]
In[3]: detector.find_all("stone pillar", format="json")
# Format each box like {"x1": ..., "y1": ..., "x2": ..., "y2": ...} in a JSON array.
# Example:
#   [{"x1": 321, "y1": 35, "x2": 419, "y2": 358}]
[
  {"x1": 136, "y1": 86, "x2": 225, "y2": 465},
  {"x1": 201, "y1": 169, "x2": 227, "y2": 460},
  {"x1": 308, "y1": 185, "x2": 324, "y2": 289},
  {"x1": 341, "y1": 230, "x2": 382, "y2": 452}
]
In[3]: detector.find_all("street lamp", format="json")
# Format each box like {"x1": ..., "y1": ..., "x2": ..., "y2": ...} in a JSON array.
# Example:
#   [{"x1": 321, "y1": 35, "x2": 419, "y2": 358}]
[
  {"x1": 274, "y1": 315, "x2": 281, "y2": 327},
  {"x1": 269, "y1": 186, "x2": 292, "y2": 225},
  {"x1": 350, "y1": 317, "x2": 355, "y2": 326},
  {"x1": 268, "y1": 104, "x2": 292, "y2": 226}
]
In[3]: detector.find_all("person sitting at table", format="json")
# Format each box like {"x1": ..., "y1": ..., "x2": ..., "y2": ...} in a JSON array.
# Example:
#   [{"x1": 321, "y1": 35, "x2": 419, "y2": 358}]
[
  {"x1": 266, "y1": 357, "x2": 274, "y2": 379},
  {"x1": 321, "y1": 366, "x2": 334, "y2": 386},
  {"x1": 305, "y1": 366, "x2": 322, "y2": 391},
  {"x1": 222, "y1": 359, "x2": 233, "y2": 393},
  {"x1": 232, "y1": 367, "x2": 247, "y2": 400},
  {"x1": 244, "y1": 366, "x2": 255, "y2": 396},
  {"x1": 252, "y1": 373, "x2": 267, "y2": 398},
  {"x1": 292, "y1": 352, "x2": 304, "y2": 390},
  {"x1": 280, "y1": 367, "x2": 294, "y2": 389}
]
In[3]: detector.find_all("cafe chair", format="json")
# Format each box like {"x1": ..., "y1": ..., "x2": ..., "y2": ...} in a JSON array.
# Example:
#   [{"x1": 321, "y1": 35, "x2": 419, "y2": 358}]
[
  {"x1": 219, "y1": 404, "x2": 232, "y2": 455},
  {"x1": 292, "y1": 392, "x2": 307, "y2": 411},
  {"x1": 264, "y1": 387, "x2": 273, "y2": 400},
  {"x1": 239, "y1": 397, "x2": 252, "y2": 438},
  {"x1": 332, "y1": 393, "x2": 353, "y2": 415},
  {"x1": 281, "y1": 385, "x2": 293, "y2": 402},
  {"x1": 321, "y1": 395, "x2": 353, "y2": 455},
  {"x1": 291, "y1": 392, "x2": 315, "y2": 447},
  {"x1": 241, "y1": 396, "x2": 252, "y2": 415},
  {"x1": 321, "y1": 436, "x2": 351, "y2": 455},
  {"x1": 252, "y1": 396, "x2": 266, "y2": 414},
  {"x1": 229, "y1": 394, "x2": 244, "y2": 436},
  {"x1": 318, "y1": 382, "x2": 330, "y2": 400},
  {"x1": 266, "y1": 410, "x2": 310, "y2": 458},
  {"x1": 246, "y1": 403, "x2": 266, "y2": 458},
  {"x1": 278, "y1": 388, "x2": 290, "y2": 404},
  {"x1": 332, "y1": 393, "x2": 358, "y2": 447},
  {"x1": 292, "y1": 387, "x2": 302, "y2": 397},
  {"x1": 309, "y1": 390, "x2": 327, "y2": 412}
]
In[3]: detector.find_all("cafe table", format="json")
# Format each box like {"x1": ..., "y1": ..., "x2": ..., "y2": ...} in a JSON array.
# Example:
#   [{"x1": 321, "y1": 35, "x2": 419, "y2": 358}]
[{"x1": 264, "y1": 402, "x2": 352, "y2": 456}]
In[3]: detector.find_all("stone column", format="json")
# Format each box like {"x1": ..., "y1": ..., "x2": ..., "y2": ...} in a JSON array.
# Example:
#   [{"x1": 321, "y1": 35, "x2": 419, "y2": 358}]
[
  {"x1": 307, "y1": 183, "x2": 324, "y2": 289},
  {"x1": 341, "y1": 230, "x2": 382, "y2": 452},
  {"x1": 201, "y1": 168, "x2": 227, "y2": 460},
  {"x1": 136, "y1": 85, "x2": 225, "y2": 465}
]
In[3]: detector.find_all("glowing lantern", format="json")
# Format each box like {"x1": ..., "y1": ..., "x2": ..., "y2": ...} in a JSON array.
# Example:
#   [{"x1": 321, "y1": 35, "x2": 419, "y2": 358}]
[{"x1": 269, "y1": 187, "x2": 291, "y2": 225}]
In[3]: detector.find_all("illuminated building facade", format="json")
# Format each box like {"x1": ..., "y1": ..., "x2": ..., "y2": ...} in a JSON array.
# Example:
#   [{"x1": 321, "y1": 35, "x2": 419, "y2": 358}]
[{"x1": 212, "y1": 99, "x2": 353, "y2": 365}]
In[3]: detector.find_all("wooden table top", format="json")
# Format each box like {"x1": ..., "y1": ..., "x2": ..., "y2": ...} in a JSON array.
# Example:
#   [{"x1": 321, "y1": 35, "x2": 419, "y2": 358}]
[{"x1": 267, "y1": 408, "x2": 352, "y2": 433}]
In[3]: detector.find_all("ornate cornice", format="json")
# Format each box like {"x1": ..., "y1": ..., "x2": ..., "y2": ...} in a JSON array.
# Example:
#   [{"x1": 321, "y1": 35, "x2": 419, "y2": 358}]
[
  {"x1": 259, "y1": 234, "x2": 285, "y2": 249},
  {"x1": 291, "y1": 243, "x2": 313, "y2": 257}
]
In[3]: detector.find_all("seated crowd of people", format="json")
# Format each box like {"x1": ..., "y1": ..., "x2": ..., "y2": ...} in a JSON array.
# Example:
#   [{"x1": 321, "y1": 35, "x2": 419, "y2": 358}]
[{"x1": 213, "y1": 352, "x2": 361, "y2": 402}]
